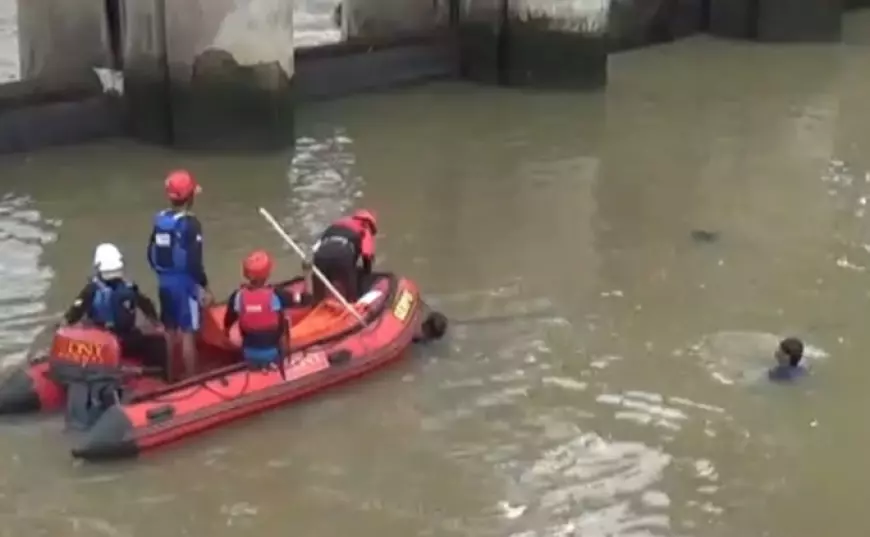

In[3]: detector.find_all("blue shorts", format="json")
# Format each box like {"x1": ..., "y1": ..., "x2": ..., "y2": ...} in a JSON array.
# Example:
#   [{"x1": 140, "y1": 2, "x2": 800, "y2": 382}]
[
  {"x1": 158, "y1": 280, "x2": 200, "y2": 333},
  {"x1": 243, "y1": 346, "x2": 281, "y2": 366}
]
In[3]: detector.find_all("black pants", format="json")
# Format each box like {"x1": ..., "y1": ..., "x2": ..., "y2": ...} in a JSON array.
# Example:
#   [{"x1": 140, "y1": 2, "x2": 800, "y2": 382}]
[
  {"x1": 119, "y1": 330, "x2": 169, "y2": 375},
  {"x1": 312, "y1": 241, "x2": 359, "y2": 302}
]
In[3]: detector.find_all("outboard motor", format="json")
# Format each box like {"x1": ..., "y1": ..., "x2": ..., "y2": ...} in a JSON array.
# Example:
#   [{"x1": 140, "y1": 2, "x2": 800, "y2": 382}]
[{"x1": 46, "y1": 326, "x2": 125, "y2": 431}]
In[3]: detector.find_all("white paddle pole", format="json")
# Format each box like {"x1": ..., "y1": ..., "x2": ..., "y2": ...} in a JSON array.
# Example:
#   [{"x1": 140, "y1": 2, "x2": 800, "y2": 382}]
[{"x1": 258, "y1": 207, "x2": 367, "y2": 326}]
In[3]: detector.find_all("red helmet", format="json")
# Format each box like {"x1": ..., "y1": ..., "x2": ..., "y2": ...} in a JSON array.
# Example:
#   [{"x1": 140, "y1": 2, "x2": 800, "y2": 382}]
[
  {"x1": 243, "y1": 250, "x2": 273, "y2": 282},
  {"x1": 351, "y1": 209, "x2": 378, "y2": 235},
  {"x1": 164, "y1": 170, "x2": 201, "y2": 202}
]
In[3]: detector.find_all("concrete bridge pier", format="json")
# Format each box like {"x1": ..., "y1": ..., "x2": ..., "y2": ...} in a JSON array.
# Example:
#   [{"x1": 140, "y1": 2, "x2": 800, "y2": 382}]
[
  {"x1": 709, "y1": 0, "x2": 842, "y2": 41},
  {"x1": 341, "y1": 0, "x2": 449, "y2": 40},
  {"x1": 460, "y1": 0, "x2": 608, "y2": 90},
  {"x1": 124, "y1": 0, "x2": 295, "y2": 150},
  {"x1": 16, "y1": 0, "x2": 113, "y2": 92}
]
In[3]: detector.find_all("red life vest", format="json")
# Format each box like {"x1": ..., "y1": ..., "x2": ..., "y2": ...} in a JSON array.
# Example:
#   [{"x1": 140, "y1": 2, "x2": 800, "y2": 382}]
[
  {"x1": 236, "y1": 286, "x2": 281, "y2": 334},
  {"x1": 333, "y1": 216, "x2": 364, "y2": 235}
]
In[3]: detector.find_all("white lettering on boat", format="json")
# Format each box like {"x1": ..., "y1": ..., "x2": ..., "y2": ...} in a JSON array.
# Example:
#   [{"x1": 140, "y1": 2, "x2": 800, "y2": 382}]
[
  {"x1": 288, "y1": 350, "x2": 327, "y2": 369},
  {"x1": 357, "y1": 289, "x2": 383, "y2": 307},
  {"x1": 392, "y1": 289, "x2": 414, "y2": 322}
]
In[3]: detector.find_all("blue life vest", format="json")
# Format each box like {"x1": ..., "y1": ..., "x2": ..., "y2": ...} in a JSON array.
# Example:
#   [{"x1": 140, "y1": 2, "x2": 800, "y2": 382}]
[
  {"x1": 148, "y1": 210, "x2": 188, "y2": 276},
  {"x1": 233, "y1": 287, "x2": 284, "y2": 365},
  {"x1": 90, "y1": 278, "x2": 137, "y2": 333}
]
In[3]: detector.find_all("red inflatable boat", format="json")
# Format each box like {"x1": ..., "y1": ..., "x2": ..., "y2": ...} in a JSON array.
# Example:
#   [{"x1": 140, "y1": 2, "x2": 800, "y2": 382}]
[{"x1": 0, "y1": 273, "x2": 446, "y2": 460}]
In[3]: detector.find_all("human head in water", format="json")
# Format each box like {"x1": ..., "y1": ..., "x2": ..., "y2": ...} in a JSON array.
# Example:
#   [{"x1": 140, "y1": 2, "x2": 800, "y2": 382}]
[{"x1": 775, "y1": 337, "x2": 804, "y2": 368}]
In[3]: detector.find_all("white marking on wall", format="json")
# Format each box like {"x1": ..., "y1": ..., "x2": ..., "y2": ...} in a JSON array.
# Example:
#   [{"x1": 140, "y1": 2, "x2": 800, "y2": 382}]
[
  {"x1": 513, "y1": 0, "x2": 610, "y2": 34},
  {"x1": 212, "y1": 0, "x2": 295, "y2": 75}
]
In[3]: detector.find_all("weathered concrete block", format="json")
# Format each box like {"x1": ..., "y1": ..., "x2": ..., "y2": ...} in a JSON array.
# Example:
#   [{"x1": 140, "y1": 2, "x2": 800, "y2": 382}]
[
  {"x1": 757, "y1": 0, "x2": 842, "y2": 41},
  {"x1": 122, "y1": 0, "x2": 173, "y2": 144},
  {"x1": 460, "y1": 0, "x2": 608, "y2": 90},
  {"x1": 125, "y1": 0, "x2": 295, "y2": 150},
  {"x1": 710, "y1": 0, "x2": 842, "y2": 41},
  {"x1": 17, "y1": 0, "x2": 112, "y2": 91},
  {"x1": 458, "y1": 0, "x2": 502, "y2": 84},
  {"x1": 708, "y1": 0, "x2": 755, "y2": 38},
  {"x1": 608, "y1": 0, "x2": 706, "y2": 50},
  {"x1": 342, "y1": 0, "x2": 450, "y2": 40}
]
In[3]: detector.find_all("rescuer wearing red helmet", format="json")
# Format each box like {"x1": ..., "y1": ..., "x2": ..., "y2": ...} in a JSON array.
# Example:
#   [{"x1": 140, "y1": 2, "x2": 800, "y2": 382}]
[
  {"x1": 223, "y1": 250, "x2": 310, "y2": 369},
  {"x1": 147, "y1": 169, "x2": 212, "y2": 381},
  {"x1": 310, "y1": 209, "x2": 378, "y2": 302}
]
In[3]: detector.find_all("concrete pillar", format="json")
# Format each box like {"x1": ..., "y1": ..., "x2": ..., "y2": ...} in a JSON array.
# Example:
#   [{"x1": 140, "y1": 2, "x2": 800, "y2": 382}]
[
  {"x1": 710, "y1": 0, "x2": 842, "y2": 41},
  {"x1": 122, "y1": 0, "x2": 172, "y2": 144},
  {"x1": 125, "y1": 0, "x2": 295, "y2": 150},
  {"x1": 17, "y1": 0, "x2": 112, "y2": 91},
  {"x1": 342, "y1": 0, "x2": 449, "y2": 40},
  {"x1": 608, "y1": 0, "x2": 707, "y2": 50},
  {"x1": 461, "y1": 0, "x2": 608, "y2": 90}
]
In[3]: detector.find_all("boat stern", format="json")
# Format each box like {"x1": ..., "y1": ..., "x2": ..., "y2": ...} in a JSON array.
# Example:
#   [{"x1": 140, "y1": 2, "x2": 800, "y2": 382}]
[
  {"x1": 0, "y1": 367, "x2": 45, "y2": 414},
  {"x1": 71, "y1": 404, "x2": 139, "y2": 461}
]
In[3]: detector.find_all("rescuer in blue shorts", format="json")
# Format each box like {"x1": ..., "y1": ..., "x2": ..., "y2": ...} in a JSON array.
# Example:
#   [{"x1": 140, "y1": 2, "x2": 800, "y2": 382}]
[{"x1": 147, "y1": 170, "x2": 212, "y2": 381}]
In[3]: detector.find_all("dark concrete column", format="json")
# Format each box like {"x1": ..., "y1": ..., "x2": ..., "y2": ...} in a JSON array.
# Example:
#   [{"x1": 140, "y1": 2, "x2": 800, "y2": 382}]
[
  {"x1": 125, "y1": 0, "x2": 295, "y2": 150},
  {"x1": 17, "y1": 0, "x2": 111, "y2": 91},
  {"x1": 608, "y1": 0, "x2": 707, "y2": 50},
  {"x1": 458, "y1": 0, "x2": 502, "y2": 84},
  {"x1": 461, "y1": 0, "x2": 608, "y2": 90},
  {"x1": 122, "y1": 0, "x2": 173, "y2": 144},
  {"x1": 757, "y1": 0, "x2": 842, "y2": 41},
  {"x1": 710, "y1": 0, "x2": 842, "y2": 41}
]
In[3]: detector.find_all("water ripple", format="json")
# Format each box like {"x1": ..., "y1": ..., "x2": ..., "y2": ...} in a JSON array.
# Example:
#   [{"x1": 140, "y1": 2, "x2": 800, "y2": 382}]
[
  {"x1": 422, "y1": 314, "x2": 678, "y2": 537},
  {"x1": 0, "y1": 194, "x2": 58, "y2": 368},
  {"x1": 285, "y1": 133, "x2": 362, "y2": 243}
]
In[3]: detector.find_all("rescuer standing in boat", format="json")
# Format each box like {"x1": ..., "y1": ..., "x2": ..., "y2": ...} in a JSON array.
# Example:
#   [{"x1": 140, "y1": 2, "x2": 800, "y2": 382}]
[
  {"x1": 223, "y1": 250, "x2": 310, "y2": 369},
  {"x1": 310, "y1": 209, "x2": 378, "y2": 302},
  {"x1": 62, "y1": 243, "x2": 167, "y2": 375},
  {"x1": 147, "y1": 170, "x2": 212, "y2": 380}
]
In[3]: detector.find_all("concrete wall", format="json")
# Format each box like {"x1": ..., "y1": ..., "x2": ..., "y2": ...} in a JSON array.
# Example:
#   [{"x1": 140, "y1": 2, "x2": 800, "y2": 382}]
[
  {"x1": 125, "y1": 0, "x2": 295, "y2": 150},
  {"x1": 17, "y1": 0, "x2": 112, "y2": 91},
  {"x1": 709, "y1": 0, "x2": 842, "y2": 40},
  {"x1": 459, "y1": 0, "x2": 609, "y2": 89},
  {"x1": 608, "y1": 0, "x2": 707, "y2": 50},
  {"x1": 343, "y1": 0, "x2": 451, "y2": 39},
  {"x1": 2, "y1": 0, "x2": 864, "y2": 155}
]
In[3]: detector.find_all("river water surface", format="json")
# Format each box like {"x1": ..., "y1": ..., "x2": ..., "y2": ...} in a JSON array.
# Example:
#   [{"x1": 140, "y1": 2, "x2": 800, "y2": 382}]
[{"x1": 0, "y1": 9, "x2": 869, "y2": 537}]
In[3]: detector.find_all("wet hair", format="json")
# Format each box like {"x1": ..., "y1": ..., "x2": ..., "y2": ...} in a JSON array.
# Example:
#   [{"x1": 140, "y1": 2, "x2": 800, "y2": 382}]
[
  {"x1": 170, "y1": 199, "x2": 191, "y2": 209},
  {"x1": 779, "y1": 337, "x2": 804, "y2": 367}
]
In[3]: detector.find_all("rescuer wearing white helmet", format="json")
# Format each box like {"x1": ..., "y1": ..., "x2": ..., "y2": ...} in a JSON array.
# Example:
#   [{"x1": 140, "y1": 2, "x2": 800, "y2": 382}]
[{"x1": 61, "y1": 243, "x2": 167, "y2": 377}]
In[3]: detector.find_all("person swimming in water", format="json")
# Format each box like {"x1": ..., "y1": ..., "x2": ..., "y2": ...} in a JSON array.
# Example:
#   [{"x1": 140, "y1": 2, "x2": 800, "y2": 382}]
[{"x1": 768, "y1": 337, "x2": 807, "y2": 382}]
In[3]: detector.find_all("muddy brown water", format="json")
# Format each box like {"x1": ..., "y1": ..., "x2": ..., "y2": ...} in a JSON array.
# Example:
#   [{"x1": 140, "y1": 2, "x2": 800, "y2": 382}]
[{"x1": 0, "y1": 10, "x2": 868, "y2": 537}]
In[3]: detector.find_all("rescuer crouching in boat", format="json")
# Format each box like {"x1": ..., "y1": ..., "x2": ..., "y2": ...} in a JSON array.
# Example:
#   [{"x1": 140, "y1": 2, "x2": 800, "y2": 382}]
[
  {"x1": 310, "y1": 209, "x2": 378, "y2": 303},
  {"x1": 56, "y1": 243, "x2": 167, "y2": 429},
  {"x1": 223, "y1": 250, "x2": 311, "y2": 372}
]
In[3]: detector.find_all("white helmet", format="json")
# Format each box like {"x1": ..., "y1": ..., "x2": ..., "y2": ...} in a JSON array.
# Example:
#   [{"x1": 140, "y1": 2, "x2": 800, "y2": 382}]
[{"x1": 93, "y1": 243, "x2": 124, "y2": 279}]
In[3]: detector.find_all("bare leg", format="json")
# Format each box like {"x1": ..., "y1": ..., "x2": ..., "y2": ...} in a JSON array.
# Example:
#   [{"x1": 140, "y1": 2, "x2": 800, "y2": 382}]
[
  {"x1": 163, "y1": 330, "x2": 177, "y2": 382},
  {"x1": 181, "y1": 331, "x2": 198, "y2": 377}
]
